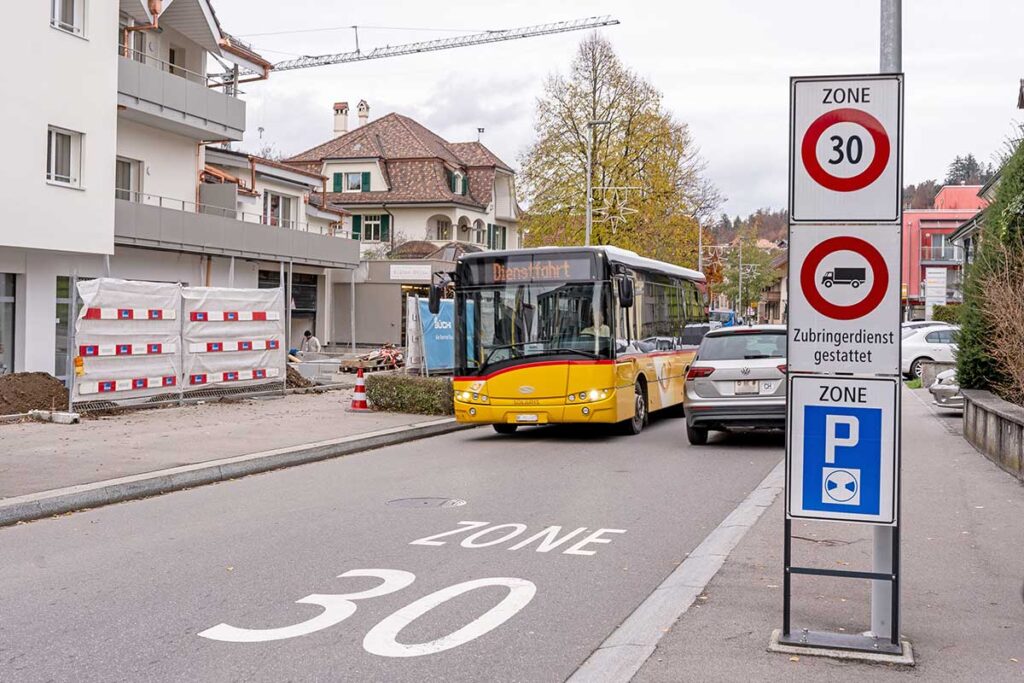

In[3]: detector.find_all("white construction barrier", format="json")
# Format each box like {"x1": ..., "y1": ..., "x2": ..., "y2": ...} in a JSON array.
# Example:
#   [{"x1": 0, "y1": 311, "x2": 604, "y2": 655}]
[
  {"x1": 181, "y1": 287, "x2": 286, "y2": 393},
  {"x1": 73, "y1": 279, "x2": 182, "y2": 402}
]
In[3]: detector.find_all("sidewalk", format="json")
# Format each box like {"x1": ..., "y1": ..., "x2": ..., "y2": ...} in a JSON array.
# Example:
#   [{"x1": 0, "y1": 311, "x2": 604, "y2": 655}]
[
  {"x1": 635, "y1": 387, "x2": 1024, "y2": 681},
  {"x1": 0, "y1": 391, "x2": 445, "y2": 501}
]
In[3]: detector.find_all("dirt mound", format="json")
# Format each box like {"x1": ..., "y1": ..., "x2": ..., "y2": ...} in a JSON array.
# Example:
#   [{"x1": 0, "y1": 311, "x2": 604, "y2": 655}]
[
  {"x1": 286, "y1": 364, "x2": 315, "y2": 389},
  {"x1": 0, "y1": 372, "x2": 69, "y2": 415}
]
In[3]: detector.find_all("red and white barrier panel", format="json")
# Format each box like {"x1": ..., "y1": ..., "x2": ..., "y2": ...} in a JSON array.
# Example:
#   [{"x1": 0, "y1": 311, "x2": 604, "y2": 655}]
[
  {"x1": 189, "y1": 311, "x2": 280, "y2": 322},
  {"x1": 188, "y1": 368, "x2": 280, "y2": 386},
  {"x1": 187, "y1": 339, "x2": 280, "y2": 353},
  {"x1": 79, "y1": 375, "x2": 178, "y2": 395},
  {"x1": 79, "y1": 342, "x2": 177, "y2": 357},
  {"x1": 83, "y1": 308, "x2": 176, "y2": 321}
]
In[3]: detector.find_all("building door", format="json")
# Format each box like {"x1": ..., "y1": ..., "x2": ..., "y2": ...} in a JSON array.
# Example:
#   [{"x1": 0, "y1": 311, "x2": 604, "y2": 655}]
[{"x1": 0, "y1": 274, "x2": 14, "y2": 375}]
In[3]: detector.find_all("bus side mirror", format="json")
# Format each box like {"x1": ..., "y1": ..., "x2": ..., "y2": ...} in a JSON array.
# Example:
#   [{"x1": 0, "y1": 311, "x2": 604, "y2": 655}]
[
  {"x1": 618, "y1": 277, "x2": 634, "y2": 308},
  {"x1": 428, "y1": 282, "x2": 442, "y2": 315}
]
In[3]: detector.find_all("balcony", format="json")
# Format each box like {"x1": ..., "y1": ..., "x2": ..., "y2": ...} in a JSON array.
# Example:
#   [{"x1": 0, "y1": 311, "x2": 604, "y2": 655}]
[
  {"x1": 114, "y1": 192, "x2": 359, "y2": 269},
  {"x1": 920, "y1": 245, "x2": 964, "y2": 264},
  {"x1": 117, "y1": 50, "x2": 245, "y2": 141}
]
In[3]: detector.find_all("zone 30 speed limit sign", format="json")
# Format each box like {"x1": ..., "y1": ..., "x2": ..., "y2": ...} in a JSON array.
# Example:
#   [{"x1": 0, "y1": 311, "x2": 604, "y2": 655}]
[{"x1": 790, "y1": 74, "x2": 903, "y2": 223}]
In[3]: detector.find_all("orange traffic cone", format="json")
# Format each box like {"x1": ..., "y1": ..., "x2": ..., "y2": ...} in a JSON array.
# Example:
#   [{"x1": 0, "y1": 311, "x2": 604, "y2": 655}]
[{"x1": 348, "y1": 367, "x2": 370, "y2": 412}]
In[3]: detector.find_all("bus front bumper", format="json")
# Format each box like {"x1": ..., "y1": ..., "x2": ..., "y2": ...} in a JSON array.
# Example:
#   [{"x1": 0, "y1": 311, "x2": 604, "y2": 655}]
[{"x1": 454, "y1": 393, "x2": 619, "y2": 425}]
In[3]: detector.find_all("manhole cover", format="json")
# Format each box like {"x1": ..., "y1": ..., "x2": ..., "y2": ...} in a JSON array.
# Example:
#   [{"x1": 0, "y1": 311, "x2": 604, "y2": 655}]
[{"x1": 386, "y1": 497, "x2": 467, "y2": 508}]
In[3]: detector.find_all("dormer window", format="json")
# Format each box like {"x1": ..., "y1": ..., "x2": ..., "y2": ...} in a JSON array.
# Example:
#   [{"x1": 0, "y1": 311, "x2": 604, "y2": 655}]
[
  {"x1": 332, "y1": 171, "x2": 371, "y2": 193},
  {"x1": 446, "y1": 169, "x2": 468, "y2": 196}
]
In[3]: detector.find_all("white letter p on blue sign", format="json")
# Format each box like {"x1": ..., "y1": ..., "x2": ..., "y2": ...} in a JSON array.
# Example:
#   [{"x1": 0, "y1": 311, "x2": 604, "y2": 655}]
[{"x1": 825, "y1": 415, "x2": 859, "y2": 464}]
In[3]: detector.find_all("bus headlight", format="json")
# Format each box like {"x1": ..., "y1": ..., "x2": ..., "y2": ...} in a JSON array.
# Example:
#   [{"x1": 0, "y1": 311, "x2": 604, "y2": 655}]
[
  {"x1": 568, "y1": 394, "x2": 575, "y2": 402},
  {"x1": 588, "y1": 389, "x2": 601, "y2": 401},
  {"x1": 458, "y1": 391, "x2": 472, "y2": 401}
]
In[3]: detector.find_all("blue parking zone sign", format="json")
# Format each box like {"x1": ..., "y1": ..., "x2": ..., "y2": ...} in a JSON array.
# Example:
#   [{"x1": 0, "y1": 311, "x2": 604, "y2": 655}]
[
  {"x1": 801, "y1": 406, "x2": 882, "y2": 516},
  {"x1": 787, "y1": 375, "x2": 898, "y2": 524}
]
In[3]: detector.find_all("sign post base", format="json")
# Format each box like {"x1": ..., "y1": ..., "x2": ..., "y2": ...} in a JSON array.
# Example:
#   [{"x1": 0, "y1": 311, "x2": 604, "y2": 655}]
[{"x1": 769, "y1": 629, "x2": 915, "y2": 665}]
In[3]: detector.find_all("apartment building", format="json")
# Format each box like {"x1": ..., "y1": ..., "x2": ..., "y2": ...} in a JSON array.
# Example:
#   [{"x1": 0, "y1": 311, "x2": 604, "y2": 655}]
[
  {"x1": 901, "y1": 184, "x2": 986, "y2": 318},
  {"x1": 285, "y1": 101, "x2": 523, "y2": 346},
  {"x1": 0, "y1": 0, "x2": 359, "y2": 376}
]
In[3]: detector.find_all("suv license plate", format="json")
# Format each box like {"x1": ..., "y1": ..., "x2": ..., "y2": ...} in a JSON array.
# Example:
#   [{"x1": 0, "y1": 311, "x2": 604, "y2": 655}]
[
  {"x1": 735, "y1": 380, "x2": 759, "y2": 395},
  {"x1": 516, "y1": 414, "x2": 539, "y2": 423}
]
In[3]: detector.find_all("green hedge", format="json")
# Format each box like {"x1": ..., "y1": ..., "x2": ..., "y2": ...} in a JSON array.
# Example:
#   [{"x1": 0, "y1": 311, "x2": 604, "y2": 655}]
[
  {"x1": 364, "y1": 373, "x2": 454, "y2": 415},
  {"x1": 931, "y1": 303, "x2": 961, "y2": 325}
]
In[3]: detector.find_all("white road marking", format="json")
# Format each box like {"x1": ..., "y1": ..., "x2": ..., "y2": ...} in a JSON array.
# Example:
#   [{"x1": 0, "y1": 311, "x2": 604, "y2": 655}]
[
  {"x1": 507, "y1": 526, "x2": 590, "y2": 552},
  {"x1": 461, "y1": 523, "x2": 528, "y2": 548},
  {"x1": 408, "y1": 521, "x2": 489, "y2": 546},
  {"x1": 562, "y1": 529, "x2": 628, "y2": 556},
  {"x1": 363, "y1": 578, "x2": 537, "y2": 658},
  {"x1": 410, "y1": 522, "x2": 626, "y2": 555},
  {"x1": 567, "y1": 459, "x2": 785, "y2": 682},
  {"x1": 197, "y1": 569, "x2": 415, "y2": 643}
]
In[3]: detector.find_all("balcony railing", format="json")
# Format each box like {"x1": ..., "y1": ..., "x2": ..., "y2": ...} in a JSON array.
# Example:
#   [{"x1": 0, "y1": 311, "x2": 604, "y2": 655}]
[
  {"x1": 920, "y1": 245, "x2": 963, "y2": 262},
  {"x1": 118, "y1": 44, "x2": 229, "y2": 91},
  {"x1": 116, "y1": 190, "x2": 351, "y2": 238}
]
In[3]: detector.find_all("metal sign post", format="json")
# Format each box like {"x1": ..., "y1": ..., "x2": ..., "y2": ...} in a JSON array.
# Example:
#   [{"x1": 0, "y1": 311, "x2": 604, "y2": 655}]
[{"x1": 780, "y1": 0, "x2": 905, "y2": 657}]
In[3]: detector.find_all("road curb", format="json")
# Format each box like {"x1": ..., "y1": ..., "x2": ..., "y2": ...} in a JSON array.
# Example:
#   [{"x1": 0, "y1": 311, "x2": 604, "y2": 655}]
[{"x1": 0, "y1": 417, "x2": 471, "y2": 528}]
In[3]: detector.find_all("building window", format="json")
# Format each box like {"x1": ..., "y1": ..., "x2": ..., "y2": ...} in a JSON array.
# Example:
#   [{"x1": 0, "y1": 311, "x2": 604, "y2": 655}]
[
  {"x1": 51, "y1": 0, "x2": 85, "y2": 36},
  {"x1": 437, "y1": 219, "x2": 452, "y2": 241},
  {"x1": 115, "y1": 157, "x2": 141, "y2": 201},
  {"x1": 0, "y1": 274, "x2": 14, "y2": 375},
  {"x1": 169, "y1": 46, "x2": 187, "y2": 78},
  {"x1": 264, "y1": 191, "x2": 295, "y2": 228},
  {"x1": 363, "y1": 215, "x2": 383, "y2": 242},
  {"x1": 487, "y1": 224, "x2": 507, "y2": 250},
  {"x1": 47, "y1": 126, "x2": 82, "y2": 187}
]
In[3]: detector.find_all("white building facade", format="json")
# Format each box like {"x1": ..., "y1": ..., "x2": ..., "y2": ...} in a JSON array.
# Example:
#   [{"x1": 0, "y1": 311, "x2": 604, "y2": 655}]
[{"x1": 0, "y1": 0, "x2": 359, "y2": 377}]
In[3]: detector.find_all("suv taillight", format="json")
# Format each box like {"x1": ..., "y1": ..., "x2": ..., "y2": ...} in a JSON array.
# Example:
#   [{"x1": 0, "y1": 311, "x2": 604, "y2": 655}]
[{"x1": 686, "y1": 366, "x2": 715, "y2": 380}]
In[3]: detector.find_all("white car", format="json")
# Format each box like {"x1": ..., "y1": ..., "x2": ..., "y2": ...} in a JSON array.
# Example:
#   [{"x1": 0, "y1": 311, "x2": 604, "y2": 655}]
[
  {"x1": 901, "y1": 320, "x2": 947, "y2": 332},
  {"x1": 902, "y1": 325, "x2": 958, "y2": 379}
]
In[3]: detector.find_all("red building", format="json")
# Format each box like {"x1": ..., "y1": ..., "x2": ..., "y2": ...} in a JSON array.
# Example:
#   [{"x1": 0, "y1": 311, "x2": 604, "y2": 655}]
[{"x1": 901, "y1": 185, "x2": 986, "y2": 318}]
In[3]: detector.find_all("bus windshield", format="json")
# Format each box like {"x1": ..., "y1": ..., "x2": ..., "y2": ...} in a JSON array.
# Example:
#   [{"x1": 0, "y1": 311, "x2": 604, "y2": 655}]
[{"x1": 456, "y1": 281, "x2": 613, "y2": 374}]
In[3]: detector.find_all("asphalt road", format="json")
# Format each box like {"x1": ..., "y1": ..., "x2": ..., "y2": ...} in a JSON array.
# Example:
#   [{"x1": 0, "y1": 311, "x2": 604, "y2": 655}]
[{"x1": 0, "y1": 414, "x2": 782, "y2": 682}]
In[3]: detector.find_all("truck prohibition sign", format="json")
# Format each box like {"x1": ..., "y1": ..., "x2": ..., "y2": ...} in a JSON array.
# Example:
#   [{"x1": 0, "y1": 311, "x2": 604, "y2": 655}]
[{"x1": 821, "y1": 267, "x2": 866, "y2": 288}]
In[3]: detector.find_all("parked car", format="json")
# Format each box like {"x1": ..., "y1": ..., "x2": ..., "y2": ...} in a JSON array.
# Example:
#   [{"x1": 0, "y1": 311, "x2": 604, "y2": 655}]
[
  {"x1": 901, "y1": 325, "x2": 958, "y2": 379},
  {"x1": 928, "y1": 368, "x2": 964, "y2": 410},
  {"x1": 901, "y1": 320, "x2": 946, "y2": 332},
  {"x1": 683, "y1": 325, "x2": 787, "y2": 445}
]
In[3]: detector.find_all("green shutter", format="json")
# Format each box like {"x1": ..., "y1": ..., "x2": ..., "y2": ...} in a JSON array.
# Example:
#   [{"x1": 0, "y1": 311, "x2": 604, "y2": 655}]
[
  {"x1": 500, "y1": 226, "x2": 507, "y2": 249},
  {"x1": 361, "y1": 171, "x2": 371, "y2": 192},
  {"x1": 351, "y1": 215, "x2": 362, "y2": 240},
  {"x1": 332, "y1": 173, "x2": 342, "y2": 192},
  {"x1": 487, "y1": 224, "x2": 494, "y2": 249},
  {"x1": 461, "y1": 176, "x2": 468, "y2": 195},
  {"x1": 380, "y1": 214, "x2": 390, "y2": 242}
]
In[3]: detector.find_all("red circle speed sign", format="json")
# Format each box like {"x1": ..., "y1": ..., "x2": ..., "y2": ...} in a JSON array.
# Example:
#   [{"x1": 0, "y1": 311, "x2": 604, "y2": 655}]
[
  {"x1": 801, "y1": 108, "x2": 890, "y2": 193},
  {"x1": 800, "y1": 236, "x2": 888, "y2": 320}
]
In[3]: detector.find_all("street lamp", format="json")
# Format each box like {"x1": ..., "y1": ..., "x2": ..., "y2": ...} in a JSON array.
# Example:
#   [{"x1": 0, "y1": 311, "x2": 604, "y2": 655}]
[{"x1": 584, "y1": 119, "x2": 611, "y2": 247}]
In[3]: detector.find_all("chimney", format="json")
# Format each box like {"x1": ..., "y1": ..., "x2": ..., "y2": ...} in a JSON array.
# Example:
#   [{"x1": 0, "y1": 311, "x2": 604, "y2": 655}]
[
  {"x1": 333, "y1": 101, "x2": 349, "y2": 135},
  {"x1": 357, "y1": 99, "x2": 370, "y2": 127}
]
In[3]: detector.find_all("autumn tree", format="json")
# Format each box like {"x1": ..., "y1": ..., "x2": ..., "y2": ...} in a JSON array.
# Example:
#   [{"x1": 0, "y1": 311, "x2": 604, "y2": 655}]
[
  {"x1": 716, "y1": 225, "x2": 781, "y2": 316},
  {"x1": 519, "y1": 34, "x2": 719, "y2": 269}
]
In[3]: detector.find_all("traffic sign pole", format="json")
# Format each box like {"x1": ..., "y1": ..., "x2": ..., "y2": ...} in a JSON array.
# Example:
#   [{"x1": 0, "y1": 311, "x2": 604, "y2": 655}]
[{"x1": 872, "y1": 0, "x2": 902, "y2": 645}]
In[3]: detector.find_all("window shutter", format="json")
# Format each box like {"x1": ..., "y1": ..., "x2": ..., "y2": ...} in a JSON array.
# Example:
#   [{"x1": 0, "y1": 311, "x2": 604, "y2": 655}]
[
  {"x1": 361, "y1": 171, "x2": 371, "y2": 192},
  {"x1": 500, "y1": 227, "x2": 507, "y2": 250},
  {"x1": 487, "y1": 224, "x2": 494, "y2": 249},
  {"x1": 332, "y1": 173, "x2": 342, "y2": 192},
  {"x1": 380, "y1": 214, "x2": 391, "y2": 242},
  {"x1": 351, "y1": 215, "x2": 362, "y2": 240},
  {"x1": 461, "y1": 176, "x2": 468, "y2": 196}
]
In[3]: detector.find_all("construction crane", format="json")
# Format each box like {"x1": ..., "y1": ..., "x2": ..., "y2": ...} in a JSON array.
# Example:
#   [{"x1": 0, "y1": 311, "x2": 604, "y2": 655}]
[{"x1": 222, "y1": 16, "x2": 619, "y2": 79}]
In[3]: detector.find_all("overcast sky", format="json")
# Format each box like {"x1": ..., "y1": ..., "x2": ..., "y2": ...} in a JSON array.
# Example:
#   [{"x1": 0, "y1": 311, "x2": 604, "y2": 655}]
[{"x1": 214, "y1": 0, "x2": 1024, "y2": 218}]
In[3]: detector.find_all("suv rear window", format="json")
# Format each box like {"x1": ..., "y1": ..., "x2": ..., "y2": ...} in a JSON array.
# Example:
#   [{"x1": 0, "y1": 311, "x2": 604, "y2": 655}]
[{"x1": 698, "y1": 332, "x2": 786, "y2": 360}]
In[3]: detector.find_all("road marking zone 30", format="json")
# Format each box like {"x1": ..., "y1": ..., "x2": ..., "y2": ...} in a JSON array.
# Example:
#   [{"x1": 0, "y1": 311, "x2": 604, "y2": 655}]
[{"x1": 410, "y1": 521, "x2": 627, "y2": 556}]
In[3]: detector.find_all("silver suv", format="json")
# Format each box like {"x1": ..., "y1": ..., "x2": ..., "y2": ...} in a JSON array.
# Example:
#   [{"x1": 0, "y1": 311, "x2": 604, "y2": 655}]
[{"x1": 683, "y1": 325, "x2": 787, "y2": 445}]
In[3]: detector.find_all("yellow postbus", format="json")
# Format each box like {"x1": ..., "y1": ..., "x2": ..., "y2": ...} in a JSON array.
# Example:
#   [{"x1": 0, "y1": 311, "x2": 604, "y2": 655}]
[{"x1": 430, "y1": 246, "x2": 709, "y2": 435}]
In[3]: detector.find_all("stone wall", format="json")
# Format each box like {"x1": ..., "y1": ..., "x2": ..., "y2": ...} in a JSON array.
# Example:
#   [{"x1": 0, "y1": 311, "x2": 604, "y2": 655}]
[{"x1": 963, "y1": 390, "x2": 1024, "y2": 483}]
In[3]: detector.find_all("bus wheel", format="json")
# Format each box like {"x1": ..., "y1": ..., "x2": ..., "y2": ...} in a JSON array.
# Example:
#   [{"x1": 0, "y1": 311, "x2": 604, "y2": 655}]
[
  {"x1": 623, "y1": 381, "x2": 647, "y2": 435},
  {"x1": 493, "y1": 424, "x2": 518, "y2": 435}
]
